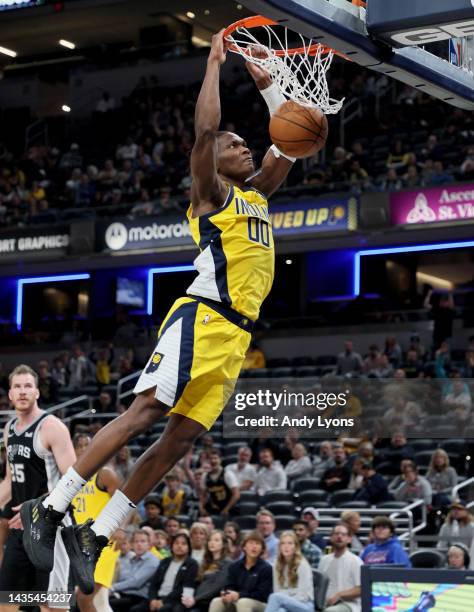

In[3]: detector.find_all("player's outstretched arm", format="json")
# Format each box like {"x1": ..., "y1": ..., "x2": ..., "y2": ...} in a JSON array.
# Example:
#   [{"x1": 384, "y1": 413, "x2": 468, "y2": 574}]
[
  {"x1": 190, "y1": 30, "x2": 228, "y2": 213},
  {"x1": 245, "y1": 59, "x2": 294, "y2": 198}
]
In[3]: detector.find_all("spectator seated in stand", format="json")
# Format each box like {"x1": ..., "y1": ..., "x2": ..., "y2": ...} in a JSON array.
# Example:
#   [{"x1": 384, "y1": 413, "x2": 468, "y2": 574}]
[
  {"x1": 360, "y1": 517, "x2": 411, "y2": 567},
  {"x1": 190, "y1": 523, "x2": 210, "y2": 565},
  {"x1": 436, "y1": 502, "x2": 474, "y2": 551},
  {"x1": 256, "y1": 510, "x2": 280, "y2": 565},
  {"x1": 375, "y1": 433, "x2": 415, "y2": 474},
  {"x1": 132, "y1": 532, "x2": 198, "y2": 612},
  {"x1": 209, "y1": 530, "x2": 272, "y2": 612},
  {"x1": 301, "y1": 508, "x2": 327, "y2": 551},
  {"x1": 224, "y1": 522, "x2": 243, "y2": 562},
  {"x1": 140, "y1": 494, "x2": 164, "y2": 530},
  {"x1": 340, "y1": 511, "x2": 363, "y2": 555},
  {"x1": 425, "y1": 449, "x2": 458, "y2": 508},
  {"x1": 352, "y1": 462, "x2": 393, "y2": 505},
  {"x1": 292, "y1": 519, "x2": 322, "y2": 571},
  {"x1": 313, "y1": 440, "x2": 335, "y2": 478},
  {"x1": 109, "y1": 529, "x2": 160, "y2": 612},
  {"x1": 284, "y1": 443, "x2": 312, "y2": 484},
  {"x1": 319, "y1": 523, "x2": 363, "y2": 612},
  {"x1": 255, "y1": 448, "x2": 287, "y2": 496},
  {"x1": 392, "y1": 465, "x2": 432, "y2": 506},
  {"x1": 181, "y1": 529, "x2": 232, "y2": 612},
  {"x1": 265, "y1": 531, "x2": 314, "y2": 612},
  {"x1": 225, "y1": 446, "x2": 257, "y2": 492},
  {"x1": 199, "y1": 450, "x2": 240, "y2": 518},
  {"x1": 447, "y1": 544, "x2": 471, "y2": 570},
  {"x1": 336, "y1": 341, "x2": 363, "y2": 376},
  {"x1": 160, "y1": 471, "x2": 188, "y2": 518},
  {"x1": 321, "y1": 445, "x2": 350, "y2": 493}
]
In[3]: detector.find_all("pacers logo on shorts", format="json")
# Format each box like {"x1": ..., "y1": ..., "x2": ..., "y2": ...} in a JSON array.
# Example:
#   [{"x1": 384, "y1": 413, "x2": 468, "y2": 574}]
[{"x1": 145, "y1": 351, "x2": 164, "y2": 375}]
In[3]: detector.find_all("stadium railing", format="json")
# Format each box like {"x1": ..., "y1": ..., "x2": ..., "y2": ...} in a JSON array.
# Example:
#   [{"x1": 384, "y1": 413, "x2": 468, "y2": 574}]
[
  {"x1": 0, "y1": 394, "x2": 92, "y2": 428},
  {"x1": 452, "y1": 476, "x2": 474, "y2": 509}
]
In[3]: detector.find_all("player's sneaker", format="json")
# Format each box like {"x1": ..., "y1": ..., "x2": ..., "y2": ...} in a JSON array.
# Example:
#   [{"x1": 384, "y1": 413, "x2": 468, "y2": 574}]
[
  {"x1": 61, "y1": 520, "x2": 108, "y2": 595},
  {"x1": 21, "y1": 497, "x2": 65, "y2": 572}
]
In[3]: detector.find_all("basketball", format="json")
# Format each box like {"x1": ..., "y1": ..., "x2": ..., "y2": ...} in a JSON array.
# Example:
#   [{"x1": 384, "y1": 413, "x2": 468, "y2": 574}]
[{"x1": 269, "y1": 100, "x2": 328, "y2": 158}]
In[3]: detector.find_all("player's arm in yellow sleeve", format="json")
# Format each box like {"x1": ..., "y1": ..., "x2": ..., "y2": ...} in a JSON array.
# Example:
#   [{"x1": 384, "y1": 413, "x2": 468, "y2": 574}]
[{"x1": 245, "y1": 57, "x2": 294, "y2": 198}]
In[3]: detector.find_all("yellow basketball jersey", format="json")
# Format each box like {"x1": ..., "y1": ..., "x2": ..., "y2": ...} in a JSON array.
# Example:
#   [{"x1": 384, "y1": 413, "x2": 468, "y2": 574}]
[
  {"x1": 73, "y1": 473, "x2": 111, "y2": 523},
  {"x1": 161, "y1": 488, "x2": 185, "y2": 517},
  {"x1": 187, "y1": 184, "x2": 274, "y2": 321}
]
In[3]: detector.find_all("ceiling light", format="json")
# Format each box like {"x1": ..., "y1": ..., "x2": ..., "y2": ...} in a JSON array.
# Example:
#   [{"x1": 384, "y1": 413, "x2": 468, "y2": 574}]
[
  {"x1": 61, "y1": 105, "x2": 71, "y2": 113},
  {"x1": 186, "y1": 11, "x2": 195, "y2": 19},
  {"x1": 0, "y1": 46, "x2": 16, "y2": 58},
  {"x1": 285, "y1": 259, "x2": 293, "y2": 265},
  {"x1": 59, "y1": 39, "x2": 75, "y2": 50},
  {"x1": 236, "y1": 4, "x2": 243, "y2": 9},
  {"x1": 204, "y1": 9, "x2": 210, "y2": 15}
]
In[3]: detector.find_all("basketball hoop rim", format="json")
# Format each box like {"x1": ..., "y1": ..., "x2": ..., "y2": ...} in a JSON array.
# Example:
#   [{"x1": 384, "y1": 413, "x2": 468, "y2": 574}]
[{"x1": 223, "y1": 14, "x2": 348, "y2": 59}]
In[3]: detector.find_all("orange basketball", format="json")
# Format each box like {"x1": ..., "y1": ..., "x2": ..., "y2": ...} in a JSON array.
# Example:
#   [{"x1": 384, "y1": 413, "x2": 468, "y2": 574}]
[{"x1": 269, "y1": 100, "x2": 328, "y2": 158}]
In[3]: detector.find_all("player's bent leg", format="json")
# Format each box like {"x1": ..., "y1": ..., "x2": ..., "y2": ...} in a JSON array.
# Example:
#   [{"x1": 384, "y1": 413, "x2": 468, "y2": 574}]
[
  {"x1": 62, "y1": 413, "x2": 205, "y2": 596},
  {"x1": 74, "y1": 389, "x2": 168, "y2": 480},
  {"x1": 121, "y1": 413, "x2": 206, "y2": 502},
  {"x1": 21, "y1": 389, "x2": 167, "y2": 573}
]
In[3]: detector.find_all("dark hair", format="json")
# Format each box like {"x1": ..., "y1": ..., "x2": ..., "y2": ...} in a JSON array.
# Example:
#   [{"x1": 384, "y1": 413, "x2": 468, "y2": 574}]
[
  {"x1": 9, "y1": 364, "x2": 38, "y2": 388},
  {"x1": 171, "y1": 532, "x2": 191, "y2": 555},
  {"x1": 372, "y1": 516, "x2": 395, "y2": 533},
  {"x1": 292, "y1": 520, "x2": 310, "y2": 530}
]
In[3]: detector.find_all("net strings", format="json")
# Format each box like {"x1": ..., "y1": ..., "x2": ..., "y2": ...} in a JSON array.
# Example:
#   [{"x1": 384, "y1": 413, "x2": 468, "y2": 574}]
[{"x1": 226, "y1": 25, "x2": 344, "y2": 114}]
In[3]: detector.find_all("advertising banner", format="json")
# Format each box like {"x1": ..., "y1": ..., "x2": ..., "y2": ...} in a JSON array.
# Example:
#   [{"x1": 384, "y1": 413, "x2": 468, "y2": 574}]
[
  {"x1": 0, "y1": 227, "x2": 69, "y2": 260},
  {"x1": 98, "y1": 197, "x2": 358, "y2": 252},
  {"x1": 390, "y1": 184, "x2": 474, "y2": 226}
]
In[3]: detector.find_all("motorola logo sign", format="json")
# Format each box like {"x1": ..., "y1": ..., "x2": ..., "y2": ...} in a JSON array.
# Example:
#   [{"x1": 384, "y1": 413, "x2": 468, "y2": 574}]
[
  {"x1": 392, "y1": 20, "x2": 474, "y2": 46},
  {"x1": 104, "y1": 219, "x2": 191, "y2": 251},
  {"x1": 105, "y1": 222, "x2": 128, "y2": 251}
]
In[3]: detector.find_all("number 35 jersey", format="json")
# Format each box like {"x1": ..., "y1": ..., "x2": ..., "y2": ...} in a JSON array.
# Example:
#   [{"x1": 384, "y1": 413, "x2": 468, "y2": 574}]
[
  {"x1": 186, "y1": 184, "x2": 275, "y2": 322},
  {"x1": 6, "y1": 412, "x2": 60, "y2": 506}
]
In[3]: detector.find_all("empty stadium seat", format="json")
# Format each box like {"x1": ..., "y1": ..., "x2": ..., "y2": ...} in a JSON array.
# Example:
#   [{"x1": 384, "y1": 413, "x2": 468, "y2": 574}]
[
  {"x1": 337, "y1": 501, "x2": 369, "y2": 509},
  {"x1": 330, "y1": 490, "x2": 354, "y2": 506},
  {"x1": 275, "y1": 515, "x2": 298, "y2": 530},
  {"x1": 265, "y1": 501, "x2": 296, "y2": 516},
  {"x1": 263, "y1": 490, "x2": 293, "y2": 504},
  {"x1": 235, "y1": 515, "x2": 257, "y2": 530},
  {"x1": 313, "y1": 569, "x2": 330, "y2": 612},
  {"x1": 376, "y1": 501, "x2": 408, "y2": 509},
  {"x1": 411, "y1": 439, "x2": 438, "y2": 453},
  {"x1": 239, "y1": 491, "x2": 259, "y2": 505},
  {"x1": 414, "y1": 450, "x2": 436, "y2": 467},
  {"x1": 293, "y1": 477, "x2": 321, "y2": 494},
  {"x1": 237, "y1": 502, "x2": 260, "y2": 516},
  {"x1": 297, "y1": 490, "x2": 328, "y2": 506},
  {"x1": 409, "y1": 549, "x2": 445, "y2": 568}
]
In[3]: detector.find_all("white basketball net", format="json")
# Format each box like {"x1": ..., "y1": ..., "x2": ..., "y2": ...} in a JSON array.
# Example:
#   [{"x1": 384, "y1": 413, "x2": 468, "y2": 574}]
[{"x1": 225, "y1": 24, "x2": 344, "y2": 115}]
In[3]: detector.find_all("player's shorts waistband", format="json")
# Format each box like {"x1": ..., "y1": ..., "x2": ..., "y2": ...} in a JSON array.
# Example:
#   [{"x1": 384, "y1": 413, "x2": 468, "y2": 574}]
[{"x1": 187, "y1": 295, "x2": 254, "y2": 332}]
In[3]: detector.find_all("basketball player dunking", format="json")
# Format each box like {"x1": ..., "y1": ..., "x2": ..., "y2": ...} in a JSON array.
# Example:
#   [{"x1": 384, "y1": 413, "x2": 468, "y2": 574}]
[
  {"x1": 0, "y1": 365, "x2": 76, "y2": 612},
  {"x1": 21, "y1": 30, "x2": 296, "y2": 594}
]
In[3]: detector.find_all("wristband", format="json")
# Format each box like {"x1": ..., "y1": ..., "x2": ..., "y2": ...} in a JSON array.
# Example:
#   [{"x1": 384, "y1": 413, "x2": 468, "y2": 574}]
[
  {"x1": 270, "y1": 144, "x2": 296, "y2": 164},
  {"x1": 260, "y1": 82, "x2": 287, "y2": 115}
]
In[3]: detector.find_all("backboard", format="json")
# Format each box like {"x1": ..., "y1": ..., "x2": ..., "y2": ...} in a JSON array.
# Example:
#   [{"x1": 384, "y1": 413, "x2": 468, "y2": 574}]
[{"x1": 240, "y1": 0, "x2": 474, "y2": 109}]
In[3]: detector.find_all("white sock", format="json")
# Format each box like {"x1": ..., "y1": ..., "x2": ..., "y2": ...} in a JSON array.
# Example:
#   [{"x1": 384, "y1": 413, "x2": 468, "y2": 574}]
[
  {"x1": 43, "y1": 467, "x2": 87, "y2": 513},
  {"x1": 92, "y1": 490, "x2": 136, "y2": 539}
]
